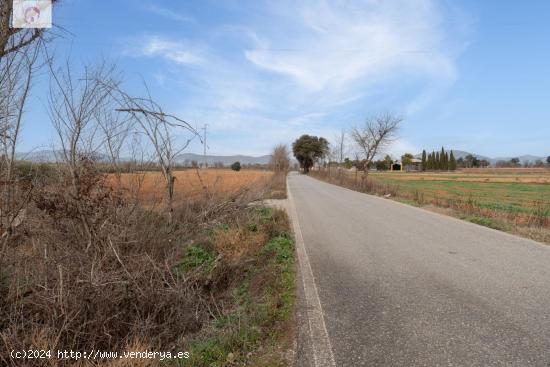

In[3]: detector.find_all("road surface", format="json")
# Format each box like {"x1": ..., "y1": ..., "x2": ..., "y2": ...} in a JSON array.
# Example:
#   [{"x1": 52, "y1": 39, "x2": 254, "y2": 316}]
[{"x1": 288, "y1": 172, "x2": 550, "y2": 367}]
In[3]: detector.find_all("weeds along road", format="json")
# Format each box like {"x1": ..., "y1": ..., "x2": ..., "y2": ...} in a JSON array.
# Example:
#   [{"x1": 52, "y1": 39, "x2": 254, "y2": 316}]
[{"x1": 288, "y1": 172, "x2": 550, "y2": 367}]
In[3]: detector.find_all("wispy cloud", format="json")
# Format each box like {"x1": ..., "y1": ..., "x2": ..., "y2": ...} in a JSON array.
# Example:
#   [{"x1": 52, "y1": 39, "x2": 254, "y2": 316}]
[
  {"x1": 245, "y1": 0, "x2": 458, "y2": 100},
  {"x1": 133, "y1": 35, "x2": 202, "y2": 65},
  {"x1": 124, "y1": 0, "x2": 469, "y2": 155},
  {"x1": 145, "y1": 4, "x2": 194, "y2": 23}
]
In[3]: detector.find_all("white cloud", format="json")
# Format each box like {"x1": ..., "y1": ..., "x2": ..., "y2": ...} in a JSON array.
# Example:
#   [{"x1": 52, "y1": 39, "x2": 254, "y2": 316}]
[
  {"x1": 244, "y1": 0, "x2": 459, "y2": 103},
  {"x1": 137, "y1": 36, "x2": 202, "y2": 65},
  {"x1": 123, "y1": 0, "x2": 468, "y2": 155},
  {"x1": 145, "y1": 4, "x2": 194, "y2": 23},
  {"x1": 386, "y1": 138, "x2": 422, "y2": 159}
]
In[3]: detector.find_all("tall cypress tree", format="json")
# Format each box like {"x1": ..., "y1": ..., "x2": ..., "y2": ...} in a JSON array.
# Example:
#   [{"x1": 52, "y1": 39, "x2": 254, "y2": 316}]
[
  {"x1": 426, "y1": 153, "x2": 431, "y2": 170},
  {"x1": 435, "y1": 151, "x2": 440, "y2": 170},
  {"x1": 440, "y1": 147, "x2": 446, "y2": 171},
  {"x1": 444, "y1": 152, "x2": 449, "y2": 170},
  {"x1": 449, "y1": 150, "x2": 457, "y2": 171},
  {"x1": 421, "y1": 150, "x2": 427, "y2": 171}
]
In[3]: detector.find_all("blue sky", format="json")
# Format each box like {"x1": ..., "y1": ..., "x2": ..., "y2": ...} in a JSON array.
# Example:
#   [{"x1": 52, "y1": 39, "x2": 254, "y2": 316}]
[{"x1": 20, "y1": 0, "x2": 550, "y2": 158}]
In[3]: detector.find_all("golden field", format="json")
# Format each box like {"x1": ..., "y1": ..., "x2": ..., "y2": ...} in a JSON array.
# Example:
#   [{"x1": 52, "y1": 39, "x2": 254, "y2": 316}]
[{"x1": 113, "y1": 169, "x2": 272, "y2": 207}]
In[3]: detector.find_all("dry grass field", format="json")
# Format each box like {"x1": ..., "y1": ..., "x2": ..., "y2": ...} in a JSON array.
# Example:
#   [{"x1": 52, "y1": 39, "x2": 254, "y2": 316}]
[
  {"x1": 371, "y1": 168, "x2": 550, "y2": 183},
  {"x1": 113, "y1": 169, "x2": 273, "y2": 207}
]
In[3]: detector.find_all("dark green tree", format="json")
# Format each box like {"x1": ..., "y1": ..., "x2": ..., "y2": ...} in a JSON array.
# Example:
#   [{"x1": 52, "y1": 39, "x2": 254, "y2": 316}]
[
  {"x1": 375, "y1": 160, "x2": 386, "y2": 170},
  {"x1": 421, "y1": 150, "x2": 427, "y2": 171},
  {"x1": 449, "y1": 150, "x2": 457, "y2": 171},
  {"x1": 292, "y1": 134, "x2": 329, "y2": 173},
  {"x1": 440, "y1": 147, "x2": 447, "y2": 170},
  {"x1": 465, "y1": 154, "x2": 474, "y2": 168},
  {"x1": 401, "y1": 153, "x2": 414, "y2": 167},
  {"x1": 231, "y1": 161, "x2": 241, "y2": 171},
  {"x1": 435, "y1": 151, "x2": 440, "y2": 170},
  {"x1": 343, "y1": 157, "x2": 353, "y2": 169}
]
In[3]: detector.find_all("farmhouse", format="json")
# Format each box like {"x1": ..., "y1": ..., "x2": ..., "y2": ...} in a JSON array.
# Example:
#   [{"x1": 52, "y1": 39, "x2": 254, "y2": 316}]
[{"x1": 390, "y1": 158, "x2": 422, "y2": 172}]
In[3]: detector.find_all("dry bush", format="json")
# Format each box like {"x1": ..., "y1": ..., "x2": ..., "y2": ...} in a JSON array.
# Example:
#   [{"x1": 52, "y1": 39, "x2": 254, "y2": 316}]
[
  {"x1": 311, "y1": 169, "x2": 400, "y2": 197},
  {"x1": 0, "y1": 161, "x2": 274, "y2": 366},
  {"x1": 265, "y1": 171, "x2": 287, "y2": 199},
  {"x1": 214, "y1": 227, "x2": 268, "y2": 262},
  {"x1": 269, "y1": 144, "x2": 290, "y2": 172}
]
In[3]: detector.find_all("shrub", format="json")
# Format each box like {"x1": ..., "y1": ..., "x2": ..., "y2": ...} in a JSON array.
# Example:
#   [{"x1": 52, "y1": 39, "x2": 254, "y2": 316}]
[
  {"x1": 0, "y1": 164, "x2": 274, "y2": 365},
  {"x1": 231, "y1": 161, "x2": 241, "y2": 171}
]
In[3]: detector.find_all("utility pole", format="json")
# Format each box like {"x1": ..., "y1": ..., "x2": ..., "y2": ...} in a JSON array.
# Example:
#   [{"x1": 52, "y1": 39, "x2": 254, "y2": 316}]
[{"x1": 202, "y1": 124, "x2": 208, "y2": 169}]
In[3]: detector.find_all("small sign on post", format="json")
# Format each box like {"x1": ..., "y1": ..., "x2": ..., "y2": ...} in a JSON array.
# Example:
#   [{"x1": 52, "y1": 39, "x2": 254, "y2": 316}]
[{"x1": 11, "y1": 0, "x2": 52, "y2": 29}]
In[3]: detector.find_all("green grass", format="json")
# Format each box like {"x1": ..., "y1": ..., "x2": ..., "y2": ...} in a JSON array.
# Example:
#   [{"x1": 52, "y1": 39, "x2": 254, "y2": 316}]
[
  {"x1": 179, "y1": 245, "x2": 215, "y2": 271},
  {"x1": 258, "y1": 207, "x2": 275, "y2": 222},
  {"x1": 457, "y1": 214, "x2": 510, "y2": 231},
  {"x1": 176, "y1": 208, "x2": 295, "y2": 367},
  {"x1": 370, "y1": 175, "x2": 550, "y2": 216}
]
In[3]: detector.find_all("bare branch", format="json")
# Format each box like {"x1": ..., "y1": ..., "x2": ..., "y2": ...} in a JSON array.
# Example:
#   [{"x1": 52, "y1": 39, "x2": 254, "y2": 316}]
[
  {"x1": 110, "y1": 86, "x2": 201, "y2": 223},
  {"x1": 351, "y1": 112, "x2": 402, "y2": 175}
]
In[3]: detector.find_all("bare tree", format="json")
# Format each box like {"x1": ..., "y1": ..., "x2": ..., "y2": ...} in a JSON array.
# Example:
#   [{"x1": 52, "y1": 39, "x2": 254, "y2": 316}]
[
  {"x1": 270, "y1": 144, "x2": 290, "y2": 173},
  {"x1": 0, "y1": 40, "x2": 40, "y2": 257},
  {"x1": 334, "y1": 128, "x2": 347, "y2": 164},
  {"x1": 95, "y1": 95, "x2": 133, "y2": 182},
  {"x1": 48, "y1": 59, "x2": 117, "y2": 181},
  {"x1": 48, "y1": 59, "x2": 118, "y2": 249},
  {"x1": 113, "y1": 85, "x2": 200, "y2": 223},
  {"x1": 351, "y1": 112, "x2": 402, "y2": 178}
]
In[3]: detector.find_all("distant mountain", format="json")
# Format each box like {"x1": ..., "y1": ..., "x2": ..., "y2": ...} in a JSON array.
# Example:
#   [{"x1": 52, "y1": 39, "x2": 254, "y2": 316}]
[
  {"x1": 175, "y1": 153, "x2": 271, "y2": 166},
  {"x1": 16, "y1": 150, "x2": 274, "y2": 166},
  {"x1": 443, "y1": 150, "x2": 491, "y2": 161},
  {"x1": 16, "y1": 150, "x2": 62, "y2": 162},
  {"x1": 16, "y1": 150, "x2": 111, "y2": 163},
  {"x1": 493, "y1": 155, "x2": 546, "y2": 164}
]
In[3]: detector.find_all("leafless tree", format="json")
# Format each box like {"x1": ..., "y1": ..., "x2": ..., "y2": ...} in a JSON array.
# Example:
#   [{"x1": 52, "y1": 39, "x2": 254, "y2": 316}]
[
  {"x1": 333, "y1": 129, "x2": 347, "y2": 164},
  {"x1": 113, "y1": 85, "x2": 200, "y2": 223},
  {"x1": 270, "y1": 144, "x2": 290, "y2": 172},
  {"x1": 95, "y1": 95, "x2": 133, "y2": 182},
  {"x1": 48, "y1": 59, "x2": 119, "y2": 249},
  {"x1": 48, "y1": 59, "x2": 117, "y2": 180},
  {"x1": 351, "y1": 112, "x2": 402, "y2": 178},
  {"x1": 327, "y1": 129, "x2": 347, "y2": 176},
  {"x1": 0, "y1": 40, "x2": 40, "y2": 257}
]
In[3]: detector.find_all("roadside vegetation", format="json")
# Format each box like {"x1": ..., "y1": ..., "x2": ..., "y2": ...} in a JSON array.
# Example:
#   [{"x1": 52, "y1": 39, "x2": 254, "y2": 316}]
[
  {"x1": 180, "y1": 207, "x2": 294, "y2": 366},
  {"x1": 1, "y1": 157, "x2": 295, "y2": 366}
]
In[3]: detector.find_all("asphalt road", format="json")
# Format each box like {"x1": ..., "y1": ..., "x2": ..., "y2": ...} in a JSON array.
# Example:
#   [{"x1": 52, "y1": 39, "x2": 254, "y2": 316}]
[{"x1": 288, "y1": 172, "x2": 550, "y2": 367}]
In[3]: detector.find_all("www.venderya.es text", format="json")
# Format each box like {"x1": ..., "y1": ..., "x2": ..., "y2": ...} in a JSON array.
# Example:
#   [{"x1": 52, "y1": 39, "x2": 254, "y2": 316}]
[{"x1": 10, "y1": 349, "x2": 190, "y2": 361}]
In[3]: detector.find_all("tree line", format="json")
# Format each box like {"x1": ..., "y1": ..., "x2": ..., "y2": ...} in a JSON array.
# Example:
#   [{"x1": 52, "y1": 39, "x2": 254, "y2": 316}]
[{"x1": 420, "y1": 148, "x2": 457, "y2": 171}]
